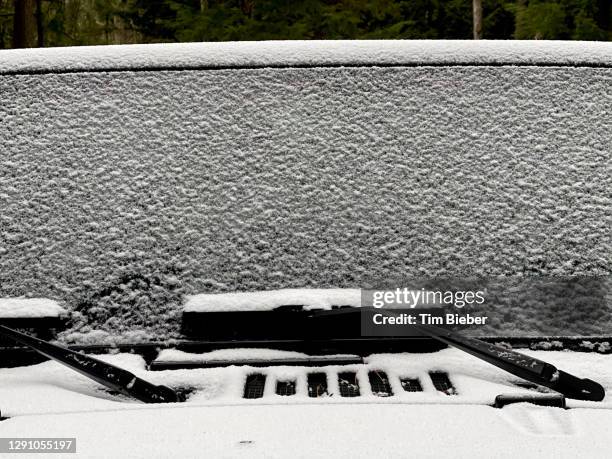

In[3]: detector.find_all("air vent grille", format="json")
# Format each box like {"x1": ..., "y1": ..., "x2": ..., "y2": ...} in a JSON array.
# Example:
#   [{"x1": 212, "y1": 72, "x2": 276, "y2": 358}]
[
  {"x1": 400, "y1": 378, "x2": 423, "y2": 392},
  {"x1": 276, "y1": 380, "x2": 296, "y2": 396},
  {"x1": 368, "y1": 371, "x2": 393, "y2": 397},
  {"x1": 338, "y1": 372, "x2": 360, "y2": 397},
  {"x1": 240, "y1": 370, "x2": 457, "y2": 399},
  {"x1": 243, "y1": 374, "x2": 266, "y2": 399},
  {"x1": 429, "y1": 372, "x2": 456, "y2": 395},
  {"x1": 307, "y1": 373, "x2": 328, "y2": 398}
]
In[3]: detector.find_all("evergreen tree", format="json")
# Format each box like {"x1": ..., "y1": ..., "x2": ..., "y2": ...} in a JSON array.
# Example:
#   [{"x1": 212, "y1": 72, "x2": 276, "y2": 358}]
[{"x1": 4, "y1": 0, "x2": 612, "y2": 49}]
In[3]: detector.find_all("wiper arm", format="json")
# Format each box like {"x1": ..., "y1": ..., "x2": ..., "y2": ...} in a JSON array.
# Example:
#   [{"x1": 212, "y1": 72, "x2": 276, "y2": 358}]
[
  {"x1": 308, "y1": 308, "x2": 605, "y2": 401},
  {"x1": 0, "y1": 325, "x2": 180, "y2": 404},
  {"x1": 417, "y1": 322, "x2": 605, "y2": 401}
]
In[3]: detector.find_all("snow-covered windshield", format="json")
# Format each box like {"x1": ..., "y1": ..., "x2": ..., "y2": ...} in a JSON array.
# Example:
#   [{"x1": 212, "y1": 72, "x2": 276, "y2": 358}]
[{"x1": 1, "y1": 42, "x2": 610, "y2": 344}]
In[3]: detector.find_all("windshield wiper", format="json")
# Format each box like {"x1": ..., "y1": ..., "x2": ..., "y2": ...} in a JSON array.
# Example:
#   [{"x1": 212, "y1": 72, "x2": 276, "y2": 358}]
[
  {"x1": 308, "y1": 308, "x2": 605, "y2": 402},
  {"x1": 416, "y1": 322, "x2": 605, "y2": 401},
  {"x1": 0, "y1": 325, "x2": 181, "y2": 404}
]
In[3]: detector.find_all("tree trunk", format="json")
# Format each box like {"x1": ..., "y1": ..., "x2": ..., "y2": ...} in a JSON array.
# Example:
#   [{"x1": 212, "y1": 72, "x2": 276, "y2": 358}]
[
  {"x1": 35, "y1": 0, "x2": 43, "y2": 47},
  {"x1": 13, "y1": 0, "x2": 38, "y2": 48},
  {"x1": 473, "y1": 0, "x2": 483, "y2": 39}
]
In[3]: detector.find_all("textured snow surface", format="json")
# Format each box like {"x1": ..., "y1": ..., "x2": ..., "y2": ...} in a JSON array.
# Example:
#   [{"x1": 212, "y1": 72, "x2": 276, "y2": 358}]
[
  {"x1": 0, "y1": 349, "x2": 611, "y2": 458},
  {"x1": 1, "y1": 45, "x2": 611, "y2": 341},
  {"x1": 1, "y1": 40, "x2": 612, "y2": 74},
  {"x1": 0, "y1": 298, "x2": 65, "y2": 318},
  {"x1": 185, "y1": 288, "x2": 361, "y2": 312}
]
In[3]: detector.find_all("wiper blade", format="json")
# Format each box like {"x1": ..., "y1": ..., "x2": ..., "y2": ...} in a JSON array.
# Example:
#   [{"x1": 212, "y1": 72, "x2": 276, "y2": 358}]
[
  {"x1": 0, "y1": 325, "x2": 180, "y2": 404},
  {"x1": 417, "y1": 322, "x2": 605, "y2": 402},
  {"x1": 308, "y1": 308, "x2": 605, "y2": 401}
]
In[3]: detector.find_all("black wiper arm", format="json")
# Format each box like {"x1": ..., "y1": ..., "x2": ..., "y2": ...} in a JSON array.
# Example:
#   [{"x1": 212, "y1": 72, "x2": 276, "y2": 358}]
[
  {"x1": 417, "y1": 322, "x2": 605, "y2": 402},
  {"x1": 308, "y1": 308, "x2": 605, "y2": 401},
  {"x1": 0, "y1": 325, "x2": 180, "y2": 404}
]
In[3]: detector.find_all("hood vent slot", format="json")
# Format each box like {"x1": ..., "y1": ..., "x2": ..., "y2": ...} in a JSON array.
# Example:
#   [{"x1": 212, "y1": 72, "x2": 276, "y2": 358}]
[
  {"x1": 369, "y1": 371, "x2": 393, "y2": 397},
  {"x1": 307, "y1": 373, "x2": 328, "y2": 398},
  {"x1": 429, "y1": 372, "x2": 456, "y2": 395},
  {"x1": 338, "y1": 372, "x2": 360, "y2": 397},
  {"x1": 244, "y1": 374, "x2": 266, "y2": 399},
  {"x1": 400, "y1": 378, "x2": 423, "y2": 392},
  {"x1": 276, "y1": 380, "x2": 296, "y2": 396}
]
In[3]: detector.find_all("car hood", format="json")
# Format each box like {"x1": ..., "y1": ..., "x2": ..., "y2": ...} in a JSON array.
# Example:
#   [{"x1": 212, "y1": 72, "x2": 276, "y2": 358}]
[{"x1": 1, "y1": 348, "x2": 612, "y2": 458}]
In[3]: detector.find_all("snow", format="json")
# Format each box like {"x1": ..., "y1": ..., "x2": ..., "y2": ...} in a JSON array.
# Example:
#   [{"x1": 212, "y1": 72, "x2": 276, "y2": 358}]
[
  {"x1": 1, "y1": 40, "x2": 612, "y2": 74},
  {"x1": 1, "y1": 40, "x2": 610, "y2": 342},
  {"x1": 155, "y1": 348, "x2": 359, "y2": 363},
  {"x1": 0, "y1": 298, "x2": 66, "y2": 318},
  {"x1": 157, "y1": 348, "x2": 310, "y2": 362},
  {"x1": 1, "y1": 348, "x2": 610, "y2": 416},
  {"x1": 185, "y1": 288, "x2": 361, "y2": 312},
  {"x1": 1, "y1": 349, "x2": 611, "y2": 457},
  {"x1": 184, "y1": 288, "x2": 440, "y2": 312},
  {"x1": 2, "y1": 404, "x2": 612, "y2": 458}
]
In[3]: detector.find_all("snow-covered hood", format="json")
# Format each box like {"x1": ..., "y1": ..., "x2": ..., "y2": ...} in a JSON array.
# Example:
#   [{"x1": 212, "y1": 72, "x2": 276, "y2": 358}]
[{"x1": 1, "y1": 348, "x2": 611, "y2": 458}]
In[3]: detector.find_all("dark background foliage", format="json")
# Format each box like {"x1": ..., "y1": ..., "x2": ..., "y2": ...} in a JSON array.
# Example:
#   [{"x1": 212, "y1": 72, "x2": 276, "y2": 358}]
[{"x1": 2, "y1": 0, "x2": 611, "y2": 49}]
